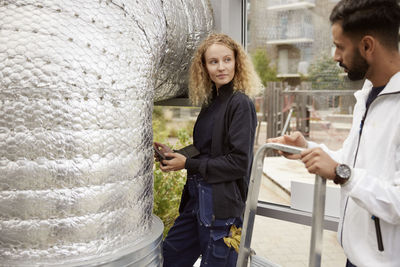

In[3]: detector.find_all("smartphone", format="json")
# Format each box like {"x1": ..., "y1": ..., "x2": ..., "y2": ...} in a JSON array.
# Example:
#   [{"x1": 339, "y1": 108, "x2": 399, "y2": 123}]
[
  {"x1": 268, "y1": 143, "x2": 304, "y2": 154},
  {"x1": 154, "y1": 146, "x2": 172, "y2": 166},
  {"x1": 154, "y1": 147, "x2": 167, "y2": 160}
]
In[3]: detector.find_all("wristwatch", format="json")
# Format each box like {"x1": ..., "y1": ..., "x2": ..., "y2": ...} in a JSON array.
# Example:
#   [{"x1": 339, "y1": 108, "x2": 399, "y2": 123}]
[{"x1": 334, "y1": 164, "x2": 351, "y2": 185}]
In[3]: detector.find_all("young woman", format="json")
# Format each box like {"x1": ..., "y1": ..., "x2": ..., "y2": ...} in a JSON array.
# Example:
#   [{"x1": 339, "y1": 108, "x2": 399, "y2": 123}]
[{"x1": 154, "y1": 33, "x2": 262, "y2": 267}]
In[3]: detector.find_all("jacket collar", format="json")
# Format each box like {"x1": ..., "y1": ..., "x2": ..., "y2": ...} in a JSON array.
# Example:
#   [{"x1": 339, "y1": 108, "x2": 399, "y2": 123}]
[
  {"x1": 380, "y1": 71, "x2": 400, "y2": 95},
  {"x1": 212, "y1": 81, "x2": 234, "y2": 102},
  {"x1": 355, "y1": 71, "x2": 400, "y2": 102}
]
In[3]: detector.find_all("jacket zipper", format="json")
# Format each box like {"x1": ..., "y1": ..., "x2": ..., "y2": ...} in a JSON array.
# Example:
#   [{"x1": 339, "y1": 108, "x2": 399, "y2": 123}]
[
  {"x1": 340, "y1": 92, "x2": 400, "y2": 251},
  {"x1": 339, "y1": 99, "x2": 371, "y2": 248}
]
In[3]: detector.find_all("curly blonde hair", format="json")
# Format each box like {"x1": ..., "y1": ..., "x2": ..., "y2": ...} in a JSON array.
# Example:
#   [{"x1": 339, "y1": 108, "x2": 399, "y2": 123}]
[{"x1": 189, "y1": 33, "x2": 262, "y2": 106}]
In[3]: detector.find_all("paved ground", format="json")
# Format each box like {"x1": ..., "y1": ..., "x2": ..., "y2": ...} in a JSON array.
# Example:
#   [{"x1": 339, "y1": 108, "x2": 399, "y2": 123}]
[{"x1": 251, "y1": 214, "x2": 346, "y2": 267}]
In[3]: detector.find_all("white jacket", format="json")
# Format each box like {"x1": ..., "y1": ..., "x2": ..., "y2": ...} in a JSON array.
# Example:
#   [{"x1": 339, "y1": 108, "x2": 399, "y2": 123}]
[{"x1": 310, "y1": 72, "x2": 400, "y2": 267}]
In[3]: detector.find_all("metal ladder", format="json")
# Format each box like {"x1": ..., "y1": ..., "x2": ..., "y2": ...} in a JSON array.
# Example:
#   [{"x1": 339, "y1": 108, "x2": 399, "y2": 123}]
[{"x1": 236, "y1": 143, "x2": 327, "y2": 267}]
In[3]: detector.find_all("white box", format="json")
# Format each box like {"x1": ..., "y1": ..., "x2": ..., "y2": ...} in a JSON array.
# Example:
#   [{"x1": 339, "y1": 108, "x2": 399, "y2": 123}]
[{"x1": 290, "y1": 180, "x2": 341, "y2": 218}]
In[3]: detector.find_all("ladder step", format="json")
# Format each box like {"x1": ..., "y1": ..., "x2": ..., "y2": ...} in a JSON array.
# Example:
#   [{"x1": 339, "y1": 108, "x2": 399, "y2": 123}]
[{"x1": 251, "y1": 254, "x2": 281, "y2": 267}]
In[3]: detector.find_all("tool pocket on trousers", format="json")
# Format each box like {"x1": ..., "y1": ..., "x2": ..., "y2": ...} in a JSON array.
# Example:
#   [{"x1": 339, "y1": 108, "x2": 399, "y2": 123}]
[
  {"x1": 198, "y1": 183, "x2": 213, "y2": 227},
  {"x1": 212, "y1": 238, "x2": 231, "y2": 259}
]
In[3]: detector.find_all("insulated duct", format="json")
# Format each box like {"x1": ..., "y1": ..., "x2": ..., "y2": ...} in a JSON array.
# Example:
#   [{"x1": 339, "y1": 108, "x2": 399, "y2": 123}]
[{"x1": 0, "y1": 0, "x2": 213, "y2": 265}]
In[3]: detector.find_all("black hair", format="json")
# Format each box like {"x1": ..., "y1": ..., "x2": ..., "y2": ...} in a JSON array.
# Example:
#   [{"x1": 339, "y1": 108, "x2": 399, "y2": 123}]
[{"x1": 330, "y1": 0, "x2": 400, "y2": 49}]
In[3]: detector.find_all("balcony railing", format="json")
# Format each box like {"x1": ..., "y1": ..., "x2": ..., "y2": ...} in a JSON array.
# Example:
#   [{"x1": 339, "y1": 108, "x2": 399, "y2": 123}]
[
  {"x1": 267, "y1": 24, "x2": 314, "y2": 42},
  {"x1": 266, "y1": 9, "x2": 314, "y2": 43},
  {"x1": 268, "y1": 0, "x2": 316, "y2": 11},
  {"x1": 268, "y1": 0, "x2": 315, "y2": 6}
]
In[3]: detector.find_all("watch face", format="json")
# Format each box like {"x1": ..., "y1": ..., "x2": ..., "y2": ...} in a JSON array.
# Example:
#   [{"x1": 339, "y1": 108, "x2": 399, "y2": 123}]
[{"x1": 337, "y1": 164, "x2": 351, "y2": 179}]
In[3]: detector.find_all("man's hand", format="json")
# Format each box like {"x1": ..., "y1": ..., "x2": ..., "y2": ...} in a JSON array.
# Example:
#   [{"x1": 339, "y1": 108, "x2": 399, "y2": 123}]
[
  {"x1": 301, "y1": 147, "x2": 338, "y2": 180},
  {"x1": 267, "y1": 131, "x2": 307, "y2": 159},
  {"x1": 267, "y1": 132, "x2": 338, "y2": 180}
]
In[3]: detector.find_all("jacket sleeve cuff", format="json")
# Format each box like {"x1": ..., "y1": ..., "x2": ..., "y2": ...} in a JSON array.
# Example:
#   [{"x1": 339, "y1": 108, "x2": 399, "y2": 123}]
[
  {"x1": 307, "y1": 141, "x2": 319, "y2": 149},
  {"x1": 176, "y1": 144, "x2": 200, "y2": 158},
  {"x1": 341, "y1": 167, "x2": 364, "y2": 193},
  {"x1": 185, "y1": 158, "x2": 201, "y2": 173}
]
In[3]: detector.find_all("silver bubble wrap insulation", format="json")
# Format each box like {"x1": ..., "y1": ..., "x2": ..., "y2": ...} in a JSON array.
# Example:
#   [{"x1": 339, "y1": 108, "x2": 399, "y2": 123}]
[{"x1": 0, "y1": 0, "x2": 213, "y2": 265}]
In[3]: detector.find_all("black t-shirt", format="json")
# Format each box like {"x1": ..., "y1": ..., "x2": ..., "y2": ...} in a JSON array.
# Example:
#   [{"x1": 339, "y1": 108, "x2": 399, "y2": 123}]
[{"x1": 366, "y1": 85, "x2": 385, "y2": 109}]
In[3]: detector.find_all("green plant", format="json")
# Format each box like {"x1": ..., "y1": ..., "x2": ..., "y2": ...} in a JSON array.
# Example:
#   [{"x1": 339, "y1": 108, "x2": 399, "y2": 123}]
[
  {"x1": 307, "y1": 53, "x2": 344, "y2": 90},
  {"x1": 153, "y1": 162, "x2": 187, "y2": 237},
  {"x1": 152, "y1": 106, "x2": 192, "y2": 237},
  {"x1": 251, "y1": 48, "x2": 279, "y2": 86}
]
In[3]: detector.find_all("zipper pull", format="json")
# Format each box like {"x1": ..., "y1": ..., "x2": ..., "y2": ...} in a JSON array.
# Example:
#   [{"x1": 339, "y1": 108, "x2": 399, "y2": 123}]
[
  {"x1": 359, "y1": 113, "x2": 367, "y2": 135},
  {"x1": 371, "y1": 215, "x2": 384, "y2": 251}
]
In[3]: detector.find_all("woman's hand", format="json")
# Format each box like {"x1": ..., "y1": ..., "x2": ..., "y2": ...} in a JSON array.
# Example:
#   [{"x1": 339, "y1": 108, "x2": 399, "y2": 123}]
[
  {"x1": 159, "y1": 152, "x2": 187, "y2": 172},
  {"x1": 153, "y1": 142, "x2": 187, "y2": 172},
  {"x1": 153, "y1": 142, "x2": 173, "y2": 163}
]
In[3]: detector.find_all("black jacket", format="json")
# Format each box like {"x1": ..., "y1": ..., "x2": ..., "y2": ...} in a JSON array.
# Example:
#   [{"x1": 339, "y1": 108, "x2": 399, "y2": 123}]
[{"x1": 182, "y1": 84, "x2": 257, "y2": 219}]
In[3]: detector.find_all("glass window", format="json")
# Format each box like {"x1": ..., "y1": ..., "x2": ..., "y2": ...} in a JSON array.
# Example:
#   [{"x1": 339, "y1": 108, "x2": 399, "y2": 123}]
[{"x1": 246, "y1": 1, "x2": 357, "y2": 265}]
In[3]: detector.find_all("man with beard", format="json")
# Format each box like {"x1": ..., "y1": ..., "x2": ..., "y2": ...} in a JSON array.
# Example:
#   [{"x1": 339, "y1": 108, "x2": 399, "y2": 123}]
[{"x1": 268, "y1": 0, "x2": 400, "y2": 266}]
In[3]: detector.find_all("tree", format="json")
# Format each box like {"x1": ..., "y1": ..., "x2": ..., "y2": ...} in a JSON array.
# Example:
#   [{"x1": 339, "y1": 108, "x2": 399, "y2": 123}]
[
  {"x1": 251, "y1": 48, "x2": 279, "y2": 86},
  {"x1": 307, "y1": 53, "x2": 344, "y2": 90}
]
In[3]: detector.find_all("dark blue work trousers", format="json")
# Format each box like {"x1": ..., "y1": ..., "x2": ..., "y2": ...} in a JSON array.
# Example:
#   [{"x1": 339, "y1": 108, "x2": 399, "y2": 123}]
[{"x1": 163, "y1": 175, "x2": 240, "y2": 267}]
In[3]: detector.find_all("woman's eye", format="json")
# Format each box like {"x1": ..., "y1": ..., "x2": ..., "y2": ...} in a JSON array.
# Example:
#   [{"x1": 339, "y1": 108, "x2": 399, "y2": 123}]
[{"x1": 225, "y1": 58, "x2": 231, "y2": 62}]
